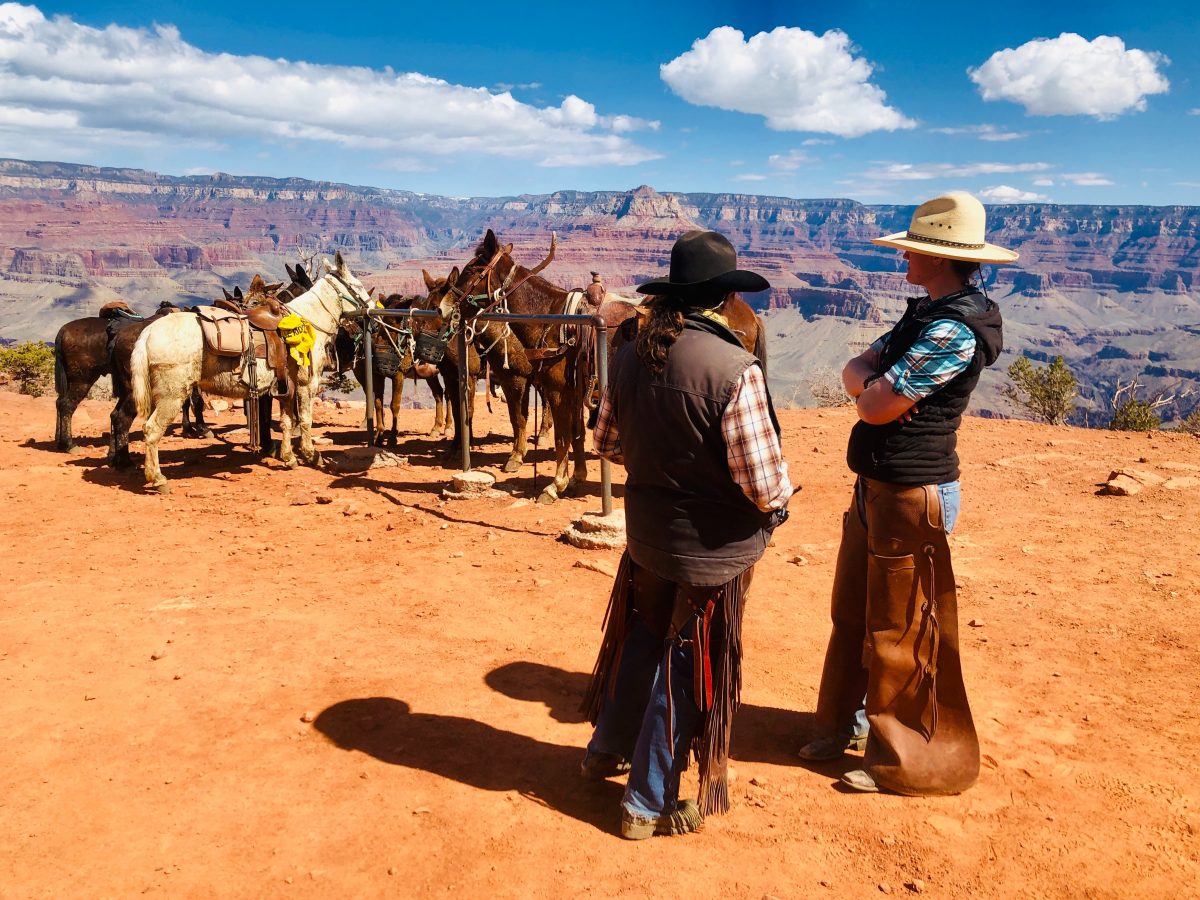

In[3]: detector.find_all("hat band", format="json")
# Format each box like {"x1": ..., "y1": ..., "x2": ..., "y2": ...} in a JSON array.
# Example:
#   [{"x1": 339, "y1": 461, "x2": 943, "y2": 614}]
[{"x1": 905, "y1": 230, "x2": 985, "y2": 250}]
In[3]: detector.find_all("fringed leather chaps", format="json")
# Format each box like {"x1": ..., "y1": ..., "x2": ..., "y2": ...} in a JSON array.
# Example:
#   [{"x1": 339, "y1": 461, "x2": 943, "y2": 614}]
[
  {"x1": 582, "y1": 551, "x2": 752, "y2": 816},
  {"x1": 816, "y1": 478, "x2": 979, "y2": 796}
]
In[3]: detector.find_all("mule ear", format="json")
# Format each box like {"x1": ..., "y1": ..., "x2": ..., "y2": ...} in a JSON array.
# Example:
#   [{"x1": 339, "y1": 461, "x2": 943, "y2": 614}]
[
  {"x1": 422, "y1": 268, "x2": 437, "y2": 290},
  {"x1": 482, "y1": 229, "x2": 498, "y2": 255},
  {"x1": 222, "y1": 288, "x2": 234, "y2": 301},
  {"x1": 502, "y1": 243, "x2": 514, "y2": 256},
  {"x1": 249, "y1": 274, "x2": 265, "y2": 290},
  {"x1": 334, "y1": 250, "x2": 347, "y2": 274},
  {"x1": 322, "y1": 256, "x2": 334, "y2": 274},
  {"x1": 448, "y1": 266, "x2": 460, "y2": 284},
  {"x1": 234, "y1": 286, "x2": 244, "y2": 300},
  {"x1": 298, "y1": 265, "x2": 313, "y2": 287},
  {"x1": 285, "y1": 263, "x2": 296, "y2": 280},
  {"x1": 265, "y1": 281, "x2": 283, "y2": 293}
]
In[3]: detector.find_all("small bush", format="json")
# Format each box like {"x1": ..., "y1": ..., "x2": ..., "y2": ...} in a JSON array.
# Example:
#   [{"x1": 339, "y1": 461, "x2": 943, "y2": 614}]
[
  {"x1": 805, "y1": 366, "x2": 851, "y2": 408},
  {"x1": 1180, "y1": 408, "x2": 1200, "y2": 436},
  {"x1": 322, "y1": 372, "x2": 358, "y2": 395},
  {"x1": 1110, "y1": 399, "x2": 1161, "y2": 432},
  {"x1": 0, "y1": 341, "x2": 55, "y2": 397},
  {"x1": 1002, "y1": 355, "x2": 1078, "y2": 425}
]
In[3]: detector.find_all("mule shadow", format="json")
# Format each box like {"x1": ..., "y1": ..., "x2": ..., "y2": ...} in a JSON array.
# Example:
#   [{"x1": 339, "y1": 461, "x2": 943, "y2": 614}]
[
  {"x1": 313, "y1": 697, "x2": 620, "y2": 831},
  {"x1": 485, "y1": 661, "x2": 821, "y2": 768}
]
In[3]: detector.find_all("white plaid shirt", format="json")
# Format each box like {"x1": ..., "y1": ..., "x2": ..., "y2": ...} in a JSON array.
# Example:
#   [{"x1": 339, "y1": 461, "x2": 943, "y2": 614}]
[{"x1": 593, "y1": 363, "x2": 792, "y2": 512}]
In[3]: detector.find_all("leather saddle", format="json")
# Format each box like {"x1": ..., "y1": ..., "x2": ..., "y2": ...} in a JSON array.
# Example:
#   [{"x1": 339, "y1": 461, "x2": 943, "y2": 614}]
[{"x1": 196, "y1": 296, "x2": 294, "y2": 396}]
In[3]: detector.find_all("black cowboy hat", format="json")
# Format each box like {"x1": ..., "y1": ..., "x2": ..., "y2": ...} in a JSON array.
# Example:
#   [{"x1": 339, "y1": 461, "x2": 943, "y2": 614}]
[{"x1": 637, "y1": 230, "x2": 769, "y2": 299}]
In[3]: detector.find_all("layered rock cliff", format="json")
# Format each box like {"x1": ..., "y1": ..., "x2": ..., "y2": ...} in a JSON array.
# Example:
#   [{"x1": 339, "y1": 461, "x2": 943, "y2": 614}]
[{"x1": 3, "y1": 158, "x2": 1198, "y2": 422}]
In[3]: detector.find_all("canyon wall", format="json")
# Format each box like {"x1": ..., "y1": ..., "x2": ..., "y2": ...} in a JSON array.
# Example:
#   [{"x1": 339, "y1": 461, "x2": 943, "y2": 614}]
[{"x1": 3, "y1": 158, "x2": 1197, "y2": 422}]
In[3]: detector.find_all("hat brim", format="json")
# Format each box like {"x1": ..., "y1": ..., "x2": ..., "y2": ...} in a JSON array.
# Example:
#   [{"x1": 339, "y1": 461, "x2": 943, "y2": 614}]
[
  {"x1": 637, "y1": 269, "x2": 770, "y2": 296},
  {"x1": 872, "y1": 232, "x2": 1018, "y2": 264}
]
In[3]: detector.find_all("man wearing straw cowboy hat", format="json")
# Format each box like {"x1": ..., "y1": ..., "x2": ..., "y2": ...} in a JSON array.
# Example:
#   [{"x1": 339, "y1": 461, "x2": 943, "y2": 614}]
[
  {"x1": 581, "y1": 230, "x2": 793, "y2": 838},
  {"x1": 798, "y1": 191, "x2": 1017, "y2": 795}
]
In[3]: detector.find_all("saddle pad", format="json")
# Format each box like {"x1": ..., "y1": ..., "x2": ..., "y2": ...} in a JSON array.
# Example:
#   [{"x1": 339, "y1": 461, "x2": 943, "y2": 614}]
[{"x1": 196, "y1": 306, "x2": 250, "y2": 357}]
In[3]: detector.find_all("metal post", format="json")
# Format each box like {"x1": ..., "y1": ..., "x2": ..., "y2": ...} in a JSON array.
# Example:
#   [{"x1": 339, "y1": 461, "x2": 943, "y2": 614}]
[
  {"x1": 457, "y1": 325, "x2": 471, "y2": 472},
  {"x1": 593, "y1": 316, "x2": 612, "y2": 517},
  {"x1": 362, "y1": 310, "x2": 375, "y2": 446}
]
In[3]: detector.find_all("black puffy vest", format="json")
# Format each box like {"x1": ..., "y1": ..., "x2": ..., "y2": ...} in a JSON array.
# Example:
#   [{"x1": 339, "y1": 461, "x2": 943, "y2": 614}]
[{"x1": 846, "y1": 290, "x2": 1003, "y2": 486}]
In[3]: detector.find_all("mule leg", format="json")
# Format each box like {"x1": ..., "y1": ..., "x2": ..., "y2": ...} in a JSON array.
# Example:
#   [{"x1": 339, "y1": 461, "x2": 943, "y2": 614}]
[
  {"x1": 279, "y1": 392, "x2": 299, "y2": 468},
  {"x1": 109, "y1": 391, "x2": 138, "y2": 469},
  {"x1": 439, "y1": 366, "x2": 462, "y2": 460},
  {"x1": 371, "y1": 370, "x2": 387, "y2": 447},
  {"x1": 389, "y1": 375, "x2": 402, "y2": 446},
  {"x1": 427, "y1": 375, "x2": 446, "y2": 436},
  {"x1": 500, "y1": 375, "x2": 529, "y2": 473},
  {"x1": 537, "y1": 387, "x2": 574, "y2": 504},
  {"x1": 142, "y1": 391, "x2": 186, "y2": 493},
  {"x1": 55, "y1": 379, "x2": 94, "y2": 453},
  {"x1": 295, "y1": 383, "x2": 321, "y2": 467}
]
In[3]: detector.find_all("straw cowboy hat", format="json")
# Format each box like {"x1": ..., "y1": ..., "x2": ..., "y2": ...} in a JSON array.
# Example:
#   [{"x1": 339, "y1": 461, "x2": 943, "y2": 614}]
[
  {"x1": 638, "y1": 230, "x2": 770, "y2": 299},
  {"x1": 872, "y1": 191, "x2": 1018, "y2": 263}
]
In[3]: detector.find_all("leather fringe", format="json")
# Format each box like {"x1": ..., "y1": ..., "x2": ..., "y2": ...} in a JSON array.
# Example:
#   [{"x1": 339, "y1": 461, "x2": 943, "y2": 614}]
[
  {"x1": 694, "y1": 571, "x2": 745, "y2": 816},
  {"x1": 581, "y1": 551, "x2": 634, "y2": 724}
]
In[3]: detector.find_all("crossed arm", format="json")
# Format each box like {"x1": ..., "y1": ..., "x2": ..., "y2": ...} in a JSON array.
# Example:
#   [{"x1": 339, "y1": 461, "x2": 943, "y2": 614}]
[{"x1": 842, "y1": 347, "x2": 918, "y2": 426}]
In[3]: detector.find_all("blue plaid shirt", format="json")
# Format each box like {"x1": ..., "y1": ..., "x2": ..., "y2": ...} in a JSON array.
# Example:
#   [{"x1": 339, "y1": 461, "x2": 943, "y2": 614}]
[{"x1": 871, "y1": 319, "x2": 977, "y2": 402}]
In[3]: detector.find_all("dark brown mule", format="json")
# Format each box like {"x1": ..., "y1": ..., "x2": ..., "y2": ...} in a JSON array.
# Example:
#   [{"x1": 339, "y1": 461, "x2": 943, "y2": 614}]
[
  {"x1": 592, "y1": 295, "x2": 768, "y2": 428},
  {"x1": 54, "y1": 303, "x2": 207, "y2": 456},
  {"x1": 417, "y1": 229, "x2": 588, "y2": 503},
  {"x1": 352, "y1": 293, "x2": 448, "y2": 447}
]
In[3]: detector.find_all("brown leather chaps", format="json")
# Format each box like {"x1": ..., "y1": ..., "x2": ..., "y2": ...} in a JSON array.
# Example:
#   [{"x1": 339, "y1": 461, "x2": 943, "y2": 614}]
[{"x1": 814, "y1": 477, "x2": 979, "y2": 795}]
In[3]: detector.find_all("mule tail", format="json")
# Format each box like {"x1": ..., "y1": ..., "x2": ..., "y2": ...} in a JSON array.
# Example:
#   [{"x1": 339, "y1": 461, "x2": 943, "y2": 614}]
[
  {"x1": 131, "y1": 331, "x2": 151, "y2": 419},
  {"x1": 53, "y1": 328, "x2": 68, "y2": 399}
]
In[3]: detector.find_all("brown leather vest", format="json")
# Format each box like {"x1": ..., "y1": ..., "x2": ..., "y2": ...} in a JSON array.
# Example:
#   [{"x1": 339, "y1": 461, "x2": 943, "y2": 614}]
[{"x1": 611, "y1": 322, "x2": 772, "y2": 586}]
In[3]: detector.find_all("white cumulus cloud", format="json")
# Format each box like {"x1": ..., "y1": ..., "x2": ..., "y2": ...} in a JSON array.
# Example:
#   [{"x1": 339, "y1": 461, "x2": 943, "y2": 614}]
[
  {"x1": 1060, "y1": 172, "x2": 1114, "y2": 186},
  {"x1": 660, "y1": 26, "x2": 914, "y2": 137},
  {"x1": 0, "y1": 3, "x2": 660, "y2": 168},
  {"x1": 768, "y1": 150, "x2": 814, "y2": 171},
  {"x1": 978, "y1": 185, "x2": 1049, "y2": 203},
  {"x1": 969, "y1": 33, "x2": 1169, "y2": 118},
  {"x1": 929, "y1": 124, "x2": 1028, "y2": 142},
  {"x1": 862, "y1": 161, "x2": 1053, "y2": 181}
]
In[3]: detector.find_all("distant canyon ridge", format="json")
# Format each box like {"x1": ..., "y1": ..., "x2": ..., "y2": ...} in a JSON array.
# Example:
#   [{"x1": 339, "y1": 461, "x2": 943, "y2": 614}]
[{"x1": 2, "y1": 158, "x2": 1198, "y2": 422}]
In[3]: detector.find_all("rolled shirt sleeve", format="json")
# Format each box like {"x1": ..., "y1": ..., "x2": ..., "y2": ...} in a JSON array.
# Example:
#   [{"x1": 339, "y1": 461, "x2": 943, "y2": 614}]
[
  {"x1": 722, "y1": 364, "x2": 793, "y2": 512},
  {"x1": 882, "y1": 319, "x2": 976, "y2": 402}
]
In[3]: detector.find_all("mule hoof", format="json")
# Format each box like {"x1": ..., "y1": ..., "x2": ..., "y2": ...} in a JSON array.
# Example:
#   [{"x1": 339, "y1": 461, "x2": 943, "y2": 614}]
[
  {"x1": 151, "y1": 482, "x2": 170, "y2": 495},
  {"x1": 536, "y1": 486, "x2": 559, "y2": 505},
  {"x1": 503, "y1": 458, "x2": 522, "y2": 474},
  {"x1": 282, "y1": 456, "x2": 299, "y2": 470},
  {"x1": 310, "y1": 451, "x2": 325, "y2": 468}
]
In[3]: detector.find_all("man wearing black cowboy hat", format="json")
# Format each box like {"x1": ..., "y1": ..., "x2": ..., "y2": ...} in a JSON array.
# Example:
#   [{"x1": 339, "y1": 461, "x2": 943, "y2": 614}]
[{"x1": 580, "y1": 230, "x2": 793, "y2": 839}]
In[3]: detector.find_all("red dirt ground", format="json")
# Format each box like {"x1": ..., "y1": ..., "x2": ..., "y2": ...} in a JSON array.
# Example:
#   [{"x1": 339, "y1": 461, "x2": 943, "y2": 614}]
[{"x1": 1, "y1": 390, "x2": 1197, "y2": 899}]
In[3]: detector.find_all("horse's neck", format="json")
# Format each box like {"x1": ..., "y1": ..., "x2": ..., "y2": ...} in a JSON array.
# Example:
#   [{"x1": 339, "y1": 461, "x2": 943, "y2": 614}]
[
  {"x1": 509, "y1": 270, "x2": 567, "y2": 313},
  {"x1": 288, "y1": 278, "x2": 344, "y2": 333}
]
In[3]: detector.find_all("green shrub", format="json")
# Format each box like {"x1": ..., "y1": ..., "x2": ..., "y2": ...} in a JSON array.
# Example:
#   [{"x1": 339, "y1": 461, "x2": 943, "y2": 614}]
[
  {"x1": 1180, "y1": 408, "x2": 1200, "y2": 436},
  {"x1": 1110, "y1": 399, "x2": 1161, "y2": 432},
  {"x1": 322, "y1": 372, "x2": 358, "y2": 395},
  {"x1": 1002, "y1": 355, "x2": 1078, "y2": 425},
  {"x1": 0, "y1": 341, "x2": 55, "y2": 397}
]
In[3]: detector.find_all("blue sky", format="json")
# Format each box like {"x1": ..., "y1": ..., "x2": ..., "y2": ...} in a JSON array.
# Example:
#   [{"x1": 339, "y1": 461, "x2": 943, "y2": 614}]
[{"x1": 2, "y1": 0, "x2": 1198, "y2": 204}]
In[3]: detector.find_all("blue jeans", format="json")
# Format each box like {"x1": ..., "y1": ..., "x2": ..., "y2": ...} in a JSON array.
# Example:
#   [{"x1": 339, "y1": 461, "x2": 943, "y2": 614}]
[
  {"x1": 586, "y1": 618, "x2": 702, "y2": 818},
  {"x1": 838, "y1": 480, "x2": 961, "y2": 740}
]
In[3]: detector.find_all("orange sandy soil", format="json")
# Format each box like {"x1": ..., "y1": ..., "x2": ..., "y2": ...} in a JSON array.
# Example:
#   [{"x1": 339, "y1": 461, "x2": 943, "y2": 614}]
[{"x1": 1, "y1": 389, "x2": 1198, "y2": 899}]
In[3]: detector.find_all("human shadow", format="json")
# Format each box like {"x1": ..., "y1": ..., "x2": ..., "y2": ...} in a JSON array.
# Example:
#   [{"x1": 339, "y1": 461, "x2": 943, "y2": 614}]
[
  {"x1": 485, "y1": 661, "x2": 828, "y2": 769},
  {"x1": 313, "y1": 697, "x2": 620, "y2": 831}
]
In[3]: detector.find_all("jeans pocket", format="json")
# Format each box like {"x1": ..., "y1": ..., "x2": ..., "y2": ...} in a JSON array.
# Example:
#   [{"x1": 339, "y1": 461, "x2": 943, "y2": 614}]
[{"x1": 938, "y1": 481, "x2": 961, "y2": 534}]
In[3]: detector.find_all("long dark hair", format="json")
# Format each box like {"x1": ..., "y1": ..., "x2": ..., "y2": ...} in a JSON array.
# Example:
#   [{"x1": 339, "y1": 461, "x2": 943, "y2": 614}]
[{"x1": 635, "y1": 290, "x2": 730, "y2": 375}]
